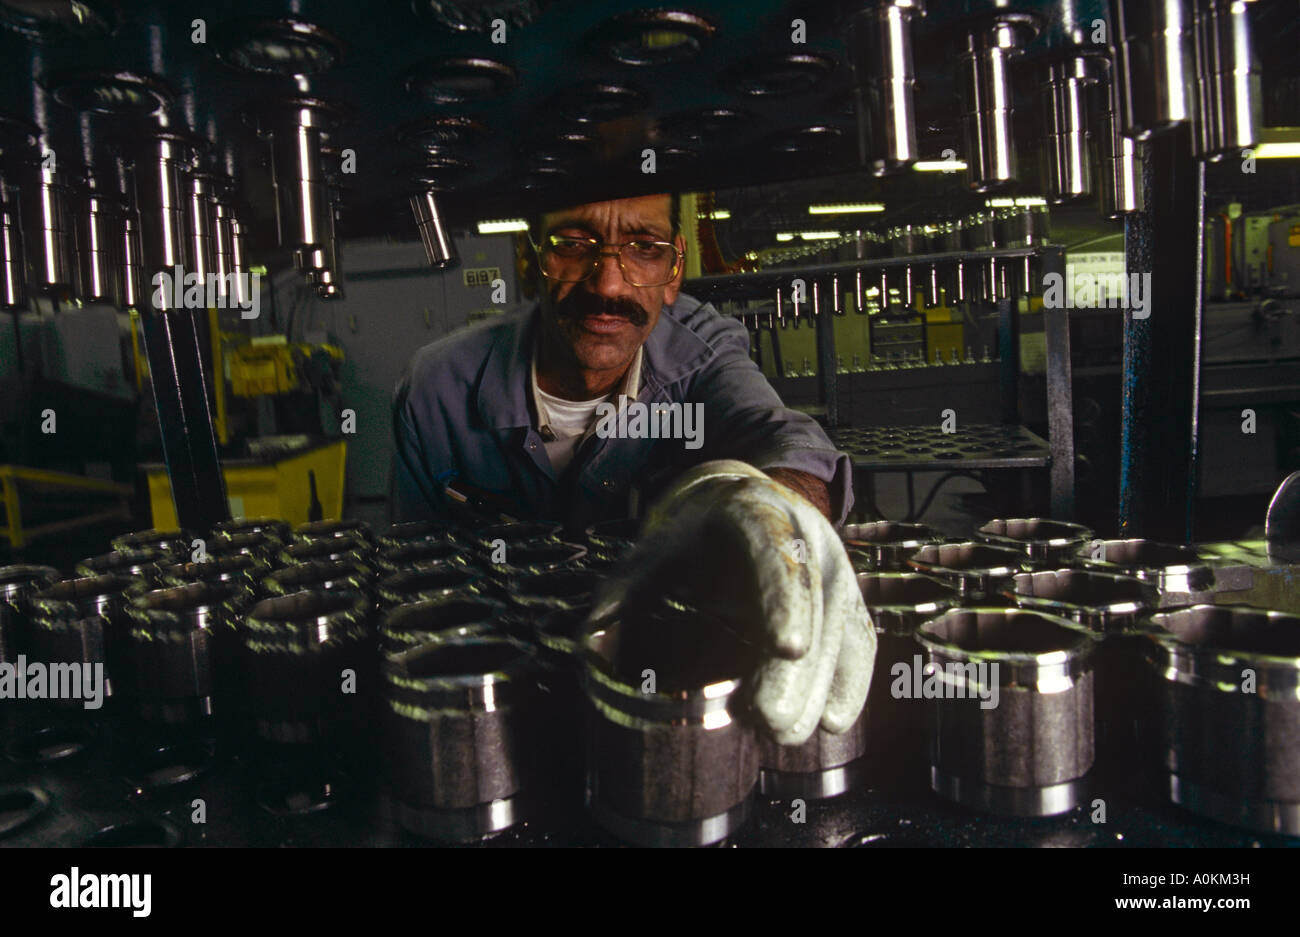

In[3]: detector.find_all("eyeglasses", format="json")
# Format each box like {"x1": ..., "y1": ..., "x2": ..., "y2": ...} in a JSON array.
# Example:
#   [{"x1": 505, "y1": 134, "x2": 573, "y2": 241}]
[{"x1": 530, "y1": 233, "x2": 683, "y2": 288}]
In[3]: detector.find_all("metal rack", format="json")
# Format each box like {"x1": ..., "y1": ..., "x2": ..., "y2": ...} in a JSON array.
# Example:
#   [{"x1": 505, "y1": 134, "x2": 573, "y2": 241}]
[{"x1": 684, "y1": 244, "x2": 1075, "y2": 520}]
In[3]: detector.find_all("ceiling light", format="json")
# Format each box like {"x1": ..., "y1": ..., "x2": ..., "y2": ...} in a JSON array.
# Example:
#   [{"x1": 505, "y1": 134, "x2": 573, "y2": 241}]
[
  {"x1": 808, "y1": 203, "x2": 884, "y2": 214},
  {"x1": 476, "y1": 219, "x2": 529, "y2": 233},
  {"x1": 914, "y1": 160, "x2": 967, "y2": 172}
]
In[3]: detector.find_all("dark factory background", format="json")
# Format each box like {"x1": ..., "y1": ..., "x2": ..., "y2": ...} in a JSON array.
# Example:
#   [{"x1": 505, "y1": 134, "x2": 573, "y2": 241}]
[{"x1": 0, "y1": 0, "x2": 1298, "y2": 853}]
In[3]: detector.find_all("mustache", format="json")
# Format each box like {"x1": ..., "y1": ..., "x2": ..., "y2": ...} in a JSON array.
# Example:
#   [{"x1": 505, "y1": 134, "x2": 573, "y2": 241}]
[{"x1": 552, "y1": 290, "x2": 650, "y2": 328}]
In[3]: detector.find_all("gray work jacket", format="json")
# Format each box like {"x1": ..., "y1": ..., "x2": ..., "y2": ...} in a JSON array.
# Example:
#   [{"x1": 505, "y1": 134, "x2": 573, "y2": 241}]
[{"x1": 391, "y1": 292, "x2": 853, "y2": 536}]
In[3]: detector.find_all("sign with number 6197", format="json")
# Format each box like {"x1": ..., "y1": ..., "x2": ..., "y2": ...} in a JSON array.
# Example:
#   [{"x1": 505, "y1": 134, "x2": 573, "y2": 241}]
[{"x1": 462, "y1": 267, "x2": 501, "y2": 288}]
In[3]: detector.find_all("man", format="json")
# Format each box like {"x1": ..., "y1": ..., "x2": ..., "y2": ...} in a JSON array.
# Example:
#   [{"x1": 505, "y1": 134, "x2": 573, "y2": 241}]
[{"x1": 392, "y1": 192, "x2": 872, "y2": 745}]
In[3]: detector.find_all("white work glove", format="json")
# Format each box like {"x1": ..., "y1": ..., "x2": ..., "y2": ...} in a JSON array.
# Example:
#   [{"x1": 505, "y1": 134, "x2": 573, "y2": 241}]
[{"x1": 587, "y1": 460, "x2": 875, "y2": 745}]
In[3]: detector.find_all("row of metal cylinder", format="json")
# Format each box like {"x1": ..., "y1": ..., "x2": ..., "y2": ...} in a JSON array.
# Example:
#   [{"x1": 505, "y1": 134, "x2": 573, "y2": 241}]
[
  {"x1": 839, "y1": 517, "x2": 1298, "y2": 838},
  {"x1": 0, "y1": 115, "x2": 257, "y2": 313},
  {"x1": 851, "y1": 0, "x2": 1257, "y2": 200},
  {"x1": 751, "y1": 204, "x2": 1050, "y2": 335},
  {"x1": 4, "y1": 513, "x2": 1294, "y2": 844},
  {"x1": 0, "y1": 85, "x2": 362, "y2": 314}
]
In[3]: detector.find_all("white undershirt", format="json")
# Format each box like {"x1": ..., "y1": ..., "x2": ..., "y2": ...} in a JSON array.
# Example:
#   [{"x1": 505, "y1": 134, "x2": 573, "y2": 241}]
[
  {"x1": 534, "y1": 386, "x2": 609, "y2": 474},
  {"x1": 530, "y1": 344, "x2": 643, "y2": 475}
]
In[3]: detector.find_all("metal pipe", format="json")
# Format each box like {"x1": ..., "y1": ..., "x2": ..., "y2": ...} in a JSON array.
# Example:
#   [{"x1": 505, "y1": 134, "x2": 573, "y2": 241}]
[
  {"x1": 1109, "y1": 0, "x2": 1197, "y2": 138},
  {"x1": 1192, "y1": 0, "x2": 1260, "y2": 161},
  {"x1": 846, "y1": 0, "x2": 924, "y2": 176},
  {"x1": 1041, "y1": 52, "x2": 1102, "y2": 203},
  {"x1": 957, "y1": 13, "x2": 1036, "y2": 191},
  {"x1": 411, "y1": 188, "x2": 457, "y2": 268},
  {"x1": 1098, "y1": 55, "x2": 1144, "y2": 217}
]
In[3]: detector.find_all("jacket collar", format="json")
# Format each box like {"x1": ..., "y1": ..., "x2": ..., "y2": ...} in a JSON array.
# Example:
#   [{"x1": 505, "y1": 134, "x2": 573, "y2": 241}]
[{"x1": 475, "y1": 293, "x2": 715, "y2": 430}]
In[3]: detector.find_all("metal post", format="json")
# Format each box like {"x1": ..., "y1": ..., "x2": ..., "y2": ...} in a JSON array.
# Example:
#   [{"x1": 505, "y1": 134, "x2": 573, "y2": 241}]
[
  {"x1": 138, "y1": 307, "x2": 231, "y2": 532},
  {"x1": 1118, "y1": 124, "x2": 1204, "y2": 542},
  {"x1": 814, "y1": 280, "x2": 838, "y2": 427},
  {"x1": 1041, "y1": 246, "x2": 1076, "y2": 519},
  {"x1": 997, "y1": 296, "x2": 1019, "y2": 424}
]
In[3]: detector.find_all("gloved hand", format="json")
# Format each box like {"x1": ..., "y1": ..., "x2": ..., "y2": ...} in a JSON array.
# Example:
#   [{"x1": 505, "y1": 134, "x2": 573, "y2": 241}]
[{"x1": 587, "y1": 460, "x2": 876, "y2": 745}]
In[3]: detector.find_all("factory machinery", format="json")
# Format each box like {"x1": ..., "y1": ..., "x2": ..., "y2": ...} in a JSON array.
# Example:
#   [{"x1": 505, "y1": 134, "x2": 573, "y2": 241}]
[{"x1": 0, "y1": 0, "x2": 1298, "y2": 851}]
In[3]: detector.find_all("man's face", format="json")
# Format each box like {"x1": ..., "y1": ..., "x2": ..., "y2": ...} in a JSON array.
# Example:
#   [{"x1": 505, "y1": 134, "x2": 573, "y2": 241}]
[{"x1": 534, "y1": 194, "x2": 684, "y2": 374}]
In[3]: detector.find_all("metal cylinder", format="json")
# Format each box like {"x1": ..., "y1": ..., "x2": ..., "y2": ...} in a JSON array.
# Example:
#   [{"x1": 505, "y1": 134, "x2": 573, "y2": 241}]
[
  {"x1": 584, "y1": 601, "x2": 759, "y2": 846},
  {"x1": 119, "y1": 208, "x2": 145, "y2": 309},
  {"x1": 758, "y1": 716, "x2": 867, "y2": 800},
  {"x1": 857, "y1": 571, "x2": 959, "y2": 792},
  {"x1": 976, "y1": 517, "x2": 1094, "y2": 565},
  {"x1": 377, "y1": 564, "x2": 491, "y2": 609},
  {"x1": 481, "y1": 541, "x2": 588, "y2": 585},
  {"x1": 470, "y1": 521, "x2": 562, "y2": 552},
  {"x1": 27, "y1": 573, "x2": 140, "y2": 702},
  {"x1": 74, "y1": 175, "x2": 123, "y2": 305},
  {"x1": 111, "y1": 528, "x2": 193, "y2": 559},
  {"x1": 907, "y1": 541, "x2": 1031, "y2": 599},
  {"x1": 411, "y1": 188, "x2": 457, "y2": 268},
  {"x1": 0, "y1": 565, "x2": 60, "y2": 665},
  {"x1": 957, "y1": 14, "x2": 1036, "y2": 191},
  {"x1": 279, "y1": 537, "x2": 371, "y2": 568},
  {"x1": 75, "y1": 549, "x2": 165, "y2": 584},
  {"x1": 372, "y1": 539, "x2": 470, "y2": 576},
  {"x1": 378, "y1": 520, "x2": 461, "y2": 549},
  {"x1": 262, "y1": 559, "x2": 375, "y2": 598},
  {"x1": 123, "y1": 581, "x2": 248, "y2": 730},
  {"x1": 1192, "y1": 0, "x2": 1260, "y2": 160},
  {"x1": 157, "y1": 553, "x2": 270, "y2": 602},
  {"x1": 583, "y1": 517, "x2": 639, "y2": 569},
  {"x1": 185, "y1": 169, "x2": 216, "y2": 289},
  {"x1": 378, "y1": 594, "x2": 508, "y2": 653},
  {"x1": 227, "y1": 213, "x2": 250, "y2": 307},
  {"x1": 508, "y1": 568, "x2": 598, "y2": 621},
  {"x1": 1109, "y1": 0, "x2": 1197, "y2": 138},
  {"x1": 1097, "y1": 56, "x2": 1145, "y2": 217},
  {"x1": 21, "y1": 159, "x2": 79, "y2": 299},
  {"x1": 0, "y1": 182, "x2": 25, "y2": 309},
  {"x1": 260, "y1": 98, "x2": 335, "y2": 263},
  {"x1": 1075, "y1": 538, "x2": 1215, "y2": 605},
  {"x1": 1006, "y1": 568, "x2": 1158, "y2": 785},
  {"x1": 1143, "y1": 605, "x2": 1300, "y2": 836},
  {"x1": 242, "y1": 590, "x2": 372, "y2": 745},
  {"x1": 211, "y1": 517, "x2": 291, "y2": 543},
  {"x1": 206, "y1": 530, "x2": 284, "y2": 562},
  {"x1": 383, "y1": 636, "x2": 541, "y2": 841},
  {"x1": 846, "y1": 0, "x2": 923, "y2": 175},
  {"x1": 917, "y1": 607, "x2": 1099, "y2": 816},
  {"x1": 0, "y1": 116, "x2": 37, "y2": 310},
  {"x1": 1041, "y1": 53, "x2": 1101, "y2": 202},
  {"x1": 211, "y1": 188, "x2": 236, "y2": 308},
  {"x1": 293, "y1": 518, "x2": 372, "y2": 545},
  {"x1": 841, "y1": 520, "x2": 944, "y2": 571},
  {"x1": 133, "y1": 129, "x2": 199, "y2": 308}
]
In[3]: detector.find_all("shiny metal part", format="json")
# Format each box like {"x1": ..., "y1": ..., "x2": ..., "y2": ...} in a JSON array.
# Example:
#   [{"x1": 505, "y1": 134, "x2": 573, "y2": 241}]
[
  {"x1": 917, "y1": 607, "x2": 1099, "y2": 816},
  {"x1": 1144, "y1": 605, "x2": 1300, "y2": 835},
  {"x1": 846, "y1": 1, "x2": 924, "y2": 176}
]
